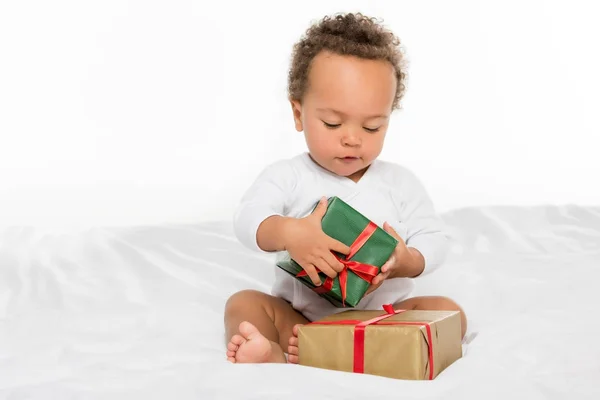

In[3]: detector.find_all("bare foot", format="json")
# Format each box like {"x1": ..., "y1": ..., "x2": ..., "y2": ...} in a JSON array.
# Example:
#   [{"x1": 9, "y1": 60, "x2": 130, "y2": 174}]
[
  {"x1": 287, "y1": 324, "x2": 303, "y2": 364},
  {"x1": 226, "y1": 321, "x2": 286, "y2": 363}
]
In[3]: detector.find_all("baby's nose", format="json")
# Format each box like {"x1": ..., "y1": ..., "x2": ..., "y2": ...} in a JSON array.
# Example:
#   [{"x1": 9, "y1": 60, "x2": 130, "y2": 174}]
[{"x1": 341, "y1": 130, "x2": 361, "y2": 146}]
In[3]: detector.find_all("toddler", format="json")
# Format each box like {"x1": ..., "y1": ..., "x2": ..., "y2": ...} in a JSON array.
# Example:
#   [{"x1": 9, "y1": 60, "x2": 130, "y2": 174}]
[{"x1": 225, "y1": 12, "x2": 466, "y2": 364}]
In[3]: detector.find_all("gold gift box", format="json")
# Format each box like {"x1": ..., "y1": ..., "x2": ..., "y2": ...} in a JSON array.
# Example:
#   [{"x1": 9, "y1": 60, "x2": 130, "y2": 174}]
[{"x1": 298, "y1": 308, "x2": 462, "y2": 380}]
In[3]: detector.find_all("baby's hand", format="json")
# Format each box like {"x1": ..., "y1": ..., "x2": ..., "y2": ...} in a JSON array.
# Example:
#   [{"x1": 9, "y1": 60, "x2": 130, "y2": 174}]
[
  {"x1": 365, "y1": 222, "x2": 425, "y2": 295},
  {"x1": 284, "y1": 197, "x2": 350, "y2": 286}
]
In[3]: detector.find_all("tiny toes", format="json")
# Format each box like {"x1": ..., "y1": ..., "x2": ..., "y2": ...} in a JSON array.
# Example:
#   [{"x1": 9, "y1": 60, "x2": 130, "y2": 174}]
[
  {"x1": 227, "y1": 356, "x2": 236, "y2": 363},
  {"x1": 292, "y1": 324, "x2": 302, "y2": 336},
  {"x1": 226, "y1": 350, "x2": 236, "y2": 357},
  {"x1": 230, "y1": 334, "x2": 245, "y2": 346},
  {"x1": 227, "y1": 342, "x2": 239, "y2": 351},
  {"x1": 289, "y1": 336, "x2": 298, "y2": 346},
  {"x1": 288, "y1": 354, "x2": 299, "y2": 364},
  {"x1": 288, "y1": 346, "x2": 299, "y2": 356}
]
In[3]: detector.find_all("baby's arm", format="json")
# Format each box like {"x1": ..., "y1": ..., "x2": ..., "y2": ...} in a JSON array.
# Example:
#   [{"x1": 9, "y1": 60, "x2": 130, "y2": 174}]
[
  {"x1": 396, "y1": 169, "x2": 450, "y2": 277},
  {"x1": 233, "y1": 161, "x2": 293, "y2": 253},
  {"x1": 233, "y1": 162, "x2": 349, "y2": 284}
]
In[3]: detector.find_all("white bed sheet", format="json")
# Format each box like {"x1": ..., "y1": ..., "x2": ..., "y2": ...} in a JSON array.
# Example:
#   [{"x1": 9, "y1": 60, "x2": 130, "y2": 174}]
[{"x1": 1, "y1": 205, "x2": 599, "y2": 399}]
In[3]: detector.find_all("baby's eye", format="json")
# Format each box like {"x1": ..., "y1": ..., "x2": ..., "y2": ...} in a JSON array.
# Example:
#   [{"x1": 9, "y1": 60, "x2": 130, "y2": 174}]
[
  {"x1": 363, "y1": 127, "x2": 380, "y2": 133},
  {"x1": 322, "y1": 121, "x2": 341, "y2": 129}
]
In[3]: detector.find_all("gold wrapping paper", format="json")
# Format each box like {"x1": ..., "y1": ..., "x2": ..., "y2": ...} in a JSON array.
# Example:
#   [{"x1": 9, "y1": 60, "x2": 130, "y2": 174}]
[{"x1": 298, "y1": 309, "x2": 462, "y2": 380}]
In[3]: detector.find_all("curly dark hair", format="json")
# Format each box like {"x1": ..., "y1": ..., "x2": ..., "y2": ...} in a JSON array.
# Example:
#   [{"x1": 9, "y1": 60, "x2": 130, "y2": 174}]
[{"x1": 288, "y1": 12, "x2": 407, "y2": 110}]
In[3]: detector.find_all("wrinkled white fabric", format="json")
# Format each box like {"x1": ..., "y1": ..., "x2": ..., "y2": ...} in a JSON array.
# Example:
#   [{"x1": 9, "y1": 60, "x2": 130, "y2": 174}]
[{"x1": 1, "y1": 205, "x2": 599, "y2": 399}]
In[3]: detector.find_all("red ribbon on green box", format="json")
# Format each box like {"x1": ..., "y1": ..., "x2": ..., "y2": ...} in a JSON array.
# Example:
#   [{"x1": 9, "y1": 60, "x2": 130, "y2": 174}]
[
  {"x1": 276, "y1": 196, "x2": 398, "y2": 308},
  {"x1": 296, "y1": 221, "x2": 380, "y2": 306}
]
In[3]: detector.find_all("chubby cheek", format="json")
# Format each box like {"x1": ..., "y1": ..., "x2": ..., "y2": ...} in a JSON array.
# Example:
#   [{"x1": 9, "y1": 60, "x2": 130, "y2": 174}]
[
  {"x1": 366, "y1": 125, "x2": 388, "y2": 157},
  {"x1": 364, "y1": 137, "x2": 385, "y2": 159},
  {"x1": 304, "y1": 121, "x2": 338, "y2": 155}
]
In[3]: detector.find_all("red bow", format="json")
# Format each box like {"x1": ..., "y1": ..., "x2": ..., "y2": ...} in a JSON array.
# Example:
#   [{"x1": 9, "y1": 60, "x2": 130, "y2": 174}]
[
  {"x1": 296, "y1": 222, "x2": 379, "y2": 306},
  {"x1": 310, "y1": 304, "x2": 435, "y2": 379}
]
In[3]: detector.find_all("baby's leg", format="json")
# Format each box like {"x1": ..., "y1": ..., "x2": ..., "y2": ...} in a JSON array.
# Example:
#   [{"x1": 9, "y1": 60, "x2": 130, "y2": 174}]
[
  {"x1": 224, "y1": 289, "x2": 309, "y2": 363},
  {"x1": 393, "y1": 296, "x2": 467, "y2": 339}
]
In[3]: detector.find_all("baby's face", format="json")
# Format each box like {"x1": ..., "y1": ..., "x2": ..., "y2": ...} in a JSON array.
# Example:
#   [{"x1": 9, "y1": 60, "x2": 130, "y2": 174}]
[{"x1": 291, "y1": 51, "x2": 396, "y2": 182}]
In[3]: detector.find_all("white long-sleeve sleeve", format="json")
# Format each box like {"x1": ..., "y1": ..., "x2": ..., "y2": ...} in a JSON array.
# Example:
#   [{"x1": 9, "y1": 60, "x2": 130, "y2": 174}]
[
  {"x1": 233, "y1": 161, "x2": 297, "y2": 253},
  {"x1": 393, "y1": 168, "x2": 450, "y2": 276}
]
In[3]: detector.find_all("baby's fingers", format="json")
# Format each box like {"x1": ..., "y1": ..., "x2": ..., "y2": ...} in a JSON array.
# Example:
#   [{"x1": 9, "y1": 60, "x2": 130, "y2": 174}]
[
  {"x1": 381, "y1": 256, "x2": 395, "y2": 274},
  {"x1": 322, "y1": 251, "x2": 344, "y2": 273},
  {"x1": 372, "y1": 270, "x2": 391, "y2": 286},
  {"x1": 301, "y1": 263, "x2": 322, "y2": 286},
  {"x1": 328, "y1": 238, "x2": 350, "y2": 256},
  {"x1": 315, "y1": 258, "x2": 338, "y2": 279}
]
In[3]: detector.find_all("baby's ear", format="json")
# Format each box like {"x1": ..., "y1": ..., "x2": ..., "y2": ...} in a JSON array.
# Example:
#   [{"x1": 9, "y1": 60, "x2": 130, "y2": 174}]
[{"x1": 290, "y1": 100, "x2": 303, "y2": 132}]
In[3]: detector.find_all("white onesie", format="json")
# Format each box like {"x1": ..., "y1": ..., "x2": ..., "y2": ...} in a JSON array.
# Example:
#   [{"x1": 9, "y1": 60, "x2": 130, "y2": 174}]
[{"x1": 233, "y1": 152, "x2": 449, "y2": 321}]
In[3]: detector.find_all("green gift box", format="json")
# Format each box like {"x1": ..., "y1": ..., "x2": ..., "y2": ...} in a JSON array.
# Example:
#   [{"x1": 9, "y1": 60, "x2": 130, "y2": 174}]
[{"x1": 276, "y1": 196, "x2": 399, "y2": 308}]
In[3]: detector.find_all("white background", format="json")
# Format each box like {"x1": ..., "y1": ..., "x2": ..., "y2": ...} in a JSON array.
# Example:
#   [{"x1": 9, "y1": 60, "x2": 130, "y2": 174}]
[{"x1": 1, "y1": 0, "x2": 599, "y2": 229}]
